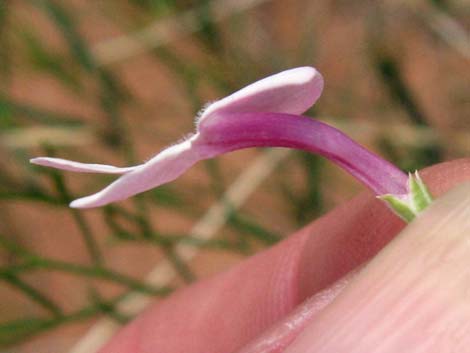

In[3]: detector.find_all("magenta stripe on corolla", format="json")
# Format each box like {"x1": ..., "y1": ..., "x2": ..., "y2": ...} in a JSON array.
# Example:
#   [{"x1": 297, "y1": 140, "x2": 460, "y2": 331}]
[{"x1": 31, "y1": 67, "x2": 409, "y2": 209}]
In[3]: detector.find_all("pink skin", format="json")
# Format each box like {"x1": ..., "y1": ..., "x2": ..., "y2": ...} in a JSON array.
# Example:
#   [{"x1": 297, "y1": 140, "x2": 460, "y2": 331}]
[
  {"x1": 97, "y1": 160, "x2": 470, "y2": 353},
  {"x1": 283, "y1": 181, "x2": 470, "y2": 353},
  {"x1": 30, "y1": 66, "x2": 407, "y2": 208}
]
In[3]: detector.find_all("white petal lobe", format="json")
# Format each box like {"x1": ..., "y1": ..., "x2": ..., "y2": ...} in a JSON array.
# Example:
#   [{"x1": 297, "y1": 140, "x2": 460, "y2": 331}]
[{"x1": 30, "y1": 157, "x2": 135, "y2": 174}]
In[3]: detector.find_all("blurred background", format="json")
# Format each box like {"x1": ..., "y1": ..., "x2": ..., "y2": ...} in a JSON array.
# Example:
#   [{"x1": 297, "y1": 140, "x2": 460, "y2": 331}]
[{"x1": 0, "y1": 0, "x2": 469, "y2": 351}]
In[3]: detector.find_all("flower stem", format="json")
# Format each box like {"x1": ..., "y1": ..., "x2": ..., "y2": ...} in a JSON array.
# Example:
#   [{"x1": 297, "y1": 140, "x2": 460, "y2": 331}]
[
  {"x1": 0, "y1": 236, "x2": 169, "y2": 296},
  {"x1": 0, "y1": 292, "x2": 126, "y2": 346},
  {"x1": 49, "y1": 170, "x2": 103, "y2": 265},
  {"x1": 0, "y1": 272, "x2": 63, "y2": 317}
]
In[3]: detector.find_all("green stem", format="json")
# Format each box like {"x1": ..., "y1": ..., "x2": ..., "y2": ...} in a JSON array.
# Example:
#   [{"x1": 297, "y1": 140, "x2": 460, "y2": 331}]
[
  {"x1": 0, "y1": 96, "x2": 83, "y2": 126},
  {"x1": 162, "y1": 245, "x2": 195, "y2": 283},
  {"x1": 0, "y1": 292, "x2": 126, "y2": 346},
  {"x1": 38, "y1": 0, "x2": 132, "y2": 154},
  {"x1": 0, "y1": 236, "x2": 169, "y2": 295},
  {"x1": 120, "y1": 233, "x2": 246, "y2": 252},
  {"x1": 134, "y1": 198, "x2": 196, "y2": 283},
  {"x1": 1, "y1": 259, "x2": 169, "y2": 296},
  {"x1": 0, "y1": 272, "x2": 63, "y2": 317},
  {"x1": 227, "y1": 211, "x2": 281, "y2": 246},
  {"x1": 371, "y1": 48, "x2": 443, "y2": 166},
  {"x1": 49, "y1": 170, "x2": 103, "y2": 265},
  {"x1": 71, "y1": 208, "x2": 103, "y2": 264}
]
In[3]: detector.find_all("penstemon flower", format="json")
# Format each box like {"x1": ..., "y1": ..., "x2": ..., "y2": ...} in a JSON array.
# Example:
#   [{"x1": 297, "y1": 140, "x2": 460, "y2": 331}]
[{"x1": 31, "y1": 67, "x2": 432, "y2": 221}]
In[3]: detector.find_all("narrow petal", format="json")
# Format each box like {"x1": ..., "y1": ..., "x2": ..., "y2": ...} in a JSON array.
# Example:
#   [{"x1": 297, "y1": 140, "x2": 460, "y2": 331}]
[
  {"x1": 30, "y1": 157, "x2": 136, "y2": 174},
  {"x1": 69, "y1": 134, "x2": 215, "y2": 208},
  {"x1": 197, "y1": 67, "x2": 324, "y2": 129}
]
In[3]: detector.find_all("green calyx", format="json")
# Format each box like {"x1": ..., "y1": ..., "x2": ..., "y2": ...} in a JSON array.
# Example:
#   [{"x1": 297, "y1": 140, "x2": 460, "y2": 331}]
[{"x1": 378, "y1": 172, "x2": 433, "y2": 222}]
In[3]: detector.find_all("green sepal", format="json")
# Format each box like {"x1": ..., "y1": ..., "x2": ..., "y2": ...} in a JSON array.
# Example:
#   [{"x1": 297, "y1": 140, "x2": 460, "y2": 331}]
[
  {"x1": 378, "y1": 171, "x2": 433, "y2": 223},
  {"x1": 377, "y1": 194, "x2": 416, "y2": 222},
  {"x1": 409, "y1": 171, "x2": 433, "y2": 212}
]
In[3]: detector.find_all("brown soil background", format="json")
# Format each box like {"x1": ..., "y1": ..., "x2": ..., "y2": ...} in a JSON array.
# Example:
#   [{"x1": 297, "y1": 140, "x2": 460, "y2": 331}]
[{"x1": 0, "y1": 0, "x2": 469, "y2": 352}]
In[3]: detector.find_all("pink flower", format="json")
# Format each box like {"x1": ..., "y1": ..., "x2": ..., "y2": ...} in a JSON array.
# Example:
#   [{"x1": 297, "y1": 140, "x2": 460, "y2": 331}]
[{"x1": 31, "y1": 67, "x2": 412, "y2": 214}]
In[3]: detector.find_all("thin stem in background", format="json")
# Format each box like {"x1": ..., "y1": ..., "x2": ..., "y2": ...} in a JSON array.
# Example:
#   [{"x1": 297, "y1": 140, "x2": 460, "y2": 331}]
[
  {"x1": 0, "y1": 272, "x2": 63, "y2": 317},
  {"x1": 133, "y1": 197, "x2": 196, "y2": 283},
  {"x1": 0, "y1": 1, "x2": 12, "y2": 83},
  {"x1": 2, "y1": 261, "x2": 170, "y2": 297},
  {"x1": 415, "y1": 0, "x2": 470, "y2": 61},
  {"x1": 38, "y1": 0, "x2": 134, "y2": 158},
  {"x1": 91, "y1": 0, "x2": 274, "y2": 66},
  {"x1": 373, "y1": 51, "x2": 443, "y2": 167},
  {"x1": 0, "y1": 292, "x2": 126, "y2": 346},
  {"x1": 227, "y1": 211, "x2": 282, "y2": 245},
  {"x1": 48, "y1": 169, "x2": 104, "y2": 265},
  {"x1": 367, "y1": 5, "x2": 444, "y2": 168},
  {"x1": 106, "y1": 202, "x2": 198, "y2": 283},
  {"x1": 374, "y1": 53, "x2": 428, "y2": 127},
  {"x1": 103, "y1": 205, "x2": 254, "y2": 251},
  {"x1": 0, "y1": 96, "x2": 84, "y2": 127},
  {"x1": 0, "y1": 236, "x2": 170, "y2": 296}
]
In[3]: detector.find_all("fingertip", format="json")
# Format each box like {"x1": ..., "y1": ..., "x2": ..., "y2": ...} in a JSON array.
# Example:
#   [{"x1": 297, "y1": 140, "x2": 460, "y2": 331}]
[
  {"x1": 421, "y1": 158, "x2": 470, "y2": 195},
  {"x1": 285, "y1": 182, "x2": 470, "y2": 353}
]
